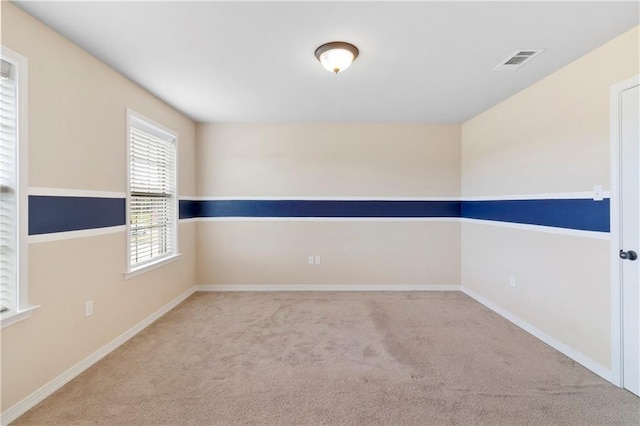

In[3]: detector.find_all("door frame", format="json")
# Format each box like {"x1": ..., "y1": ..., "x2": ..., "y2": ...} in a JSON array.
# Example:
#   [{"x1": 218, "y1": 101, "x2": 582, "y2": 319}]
[{"x1": 610, "y1": 74, "x2": 640, "y2": 388}]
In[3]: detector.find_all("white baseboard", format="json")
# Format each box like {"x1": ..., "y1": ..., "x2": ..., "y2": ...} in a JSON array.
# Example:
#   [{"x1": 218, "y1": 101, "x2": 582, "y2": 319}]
[
  {"x1": 461, "y1": 286, "x2": 613, "y2": 383},
  {"x1": 1, "y1": 286, "x2": 197, "y2": 426},
  {"x1": 197, "y1": 284, "x2": 460, "y2": 292}
]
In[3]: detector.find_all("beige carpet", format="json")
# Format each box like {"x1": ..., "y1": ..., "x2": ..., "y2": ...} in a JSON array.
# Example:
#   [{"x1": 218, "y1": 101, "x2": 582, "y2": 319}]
[{"x1": 14, "y1": 292, "x2": 640, "y2": 425}]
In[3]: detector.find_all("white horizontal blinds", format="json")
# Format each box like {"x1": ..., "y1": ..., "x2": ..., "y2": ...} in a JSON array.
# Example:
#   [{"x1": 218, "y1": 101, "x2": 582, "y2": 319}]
[
  {"x1": 0, "y1": 58, "x2": 17, "y2": 313},
  {"x1": 129, "y1": 119, "x2": 176, "y2": 268}
]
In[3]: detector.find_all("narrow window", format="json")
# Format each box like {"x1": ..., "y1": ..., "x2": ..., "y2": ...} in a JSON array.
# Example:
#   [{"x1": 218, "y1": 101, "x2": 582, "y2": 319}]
[
  {"x1": 1, "y1": 46, "x2": 32, "y2": 327},
  {"x1": 127, "y1": 111, "x2": 178, "y2": 273}
]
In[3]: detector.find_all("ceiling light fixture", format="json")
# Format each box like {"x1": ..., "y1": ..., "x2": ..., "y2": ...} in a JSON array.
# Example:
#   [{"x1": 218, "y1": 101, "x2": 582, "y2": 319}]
[{"x1": 314, "y1": 41, "x2": 359, "y2": 74}]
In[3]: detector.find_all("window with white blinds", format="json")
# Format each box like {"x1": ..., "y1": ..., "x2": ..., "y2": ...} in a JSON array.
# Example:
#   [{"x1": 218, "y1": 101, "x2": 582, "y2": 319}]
[
  {"x1": 127, "y1": 112, "x2": 178, "y2": 271},
  {"x1": 0, "y1": 46, "x2": 29, "y2": 326},
  {"x1": 0, "y1": 57, "x2": 18, "y2": 314}
]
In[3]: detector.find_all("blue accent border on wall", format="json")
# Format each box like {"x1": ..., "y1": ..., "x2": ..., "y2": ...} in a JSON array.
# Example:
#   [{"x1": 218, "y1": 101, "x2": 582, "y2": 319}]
[
  {"x1": 461, "y1": 199, "x2": 610, "y2": 232},
  {"x1": 179, "y1": 200, "x2": 198, "y2": 219},
  {"x1": 196, "y1": 200, "x2": 461, "y2": 218},
  {"x1": 28, "y1": 196, "x2": 611, "y2": 235},
  {"x1": 29, "y1": 196, "x2": 126, "y2": 235}
]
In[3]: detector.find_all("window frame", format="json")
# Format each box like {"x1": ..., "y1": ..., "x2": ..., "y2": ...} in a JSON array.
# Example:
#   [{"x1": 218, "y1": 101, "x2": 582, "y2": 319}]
[
  {"x1": 125, "y1": 109, "x2": 180, "y2": 279},
  {"x1": 1, "y1": 46, "x2": 37, "y2": 328}
]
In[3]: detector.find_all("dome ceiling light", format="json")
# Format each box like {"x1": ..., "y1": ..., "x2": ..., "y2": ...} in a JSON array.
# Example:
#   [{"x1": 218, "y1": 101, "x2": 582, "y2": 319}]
[{"x1": 314, "y1": 41, "x2": 359, "y2": 74}]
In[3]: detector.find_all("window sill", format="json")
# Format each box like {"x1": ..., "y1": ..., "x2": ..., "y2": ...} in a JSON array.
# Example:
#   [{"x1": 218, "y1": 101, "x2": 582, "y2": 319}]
[
  {"x1": 1, "y1": 305, "x2": 41, "y2": 329},
  {"x1": 124, "y1": 253, "x2": 182, "y2": 280}
]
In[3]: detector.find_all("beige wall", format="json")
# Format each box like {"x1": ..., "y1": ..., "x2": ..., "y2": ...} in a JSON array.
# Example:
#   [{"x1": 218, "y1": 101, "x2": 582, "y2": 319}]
[
  {"x1": 1, "y1": 3, "x2": 197, "y2": 411},
  {"x1": 461, "y1": 27, "x2": 639, "y2": 369},
  {"x1": 198, "y1": 221, "x2": 460, "y2": 286},
  {"x1": 197, "y1": 123, "x2": 460, "y2": 197},
  {"x1": 196, "y1": 123, "x2": 461, "y2": 286},
  {"x1": 461, "y1": 224, "x2": 611, "y2": 366},
  {"x1": 462, "y1": 27, "x2": 639, "y2": 196}
]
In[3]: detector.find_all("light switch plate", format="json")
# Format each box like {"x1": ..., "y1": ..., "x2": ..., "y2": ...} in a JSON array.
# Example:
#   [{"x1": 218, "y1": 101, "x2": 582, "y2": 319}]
[
  {"x1": 85, "y1": 300, "x2": 93, "y2": 317},
  {"x1": 593, "y1": 185, "x2": 603, "y2": 201}
]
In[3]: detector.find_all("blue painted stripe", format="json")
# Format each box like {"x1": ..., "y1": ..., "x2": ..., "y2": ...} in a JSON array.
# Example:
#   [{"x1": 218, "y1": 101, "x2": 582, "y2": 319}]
[
  {"x1": 179, "y1": 200, "x2": 198, "y2": 219},
  {"x1": 196, "y1": 200, "x2": 461, "y2": 218},
  {"x1": 28, "y1": 196, "x2": 611, "y2": 235},
  {"x1": 29, "y1": 196, "x2": 126, "y2": 235},
  {"x1": 461, "y1": 199, "x2": 610, "y2": 232}
]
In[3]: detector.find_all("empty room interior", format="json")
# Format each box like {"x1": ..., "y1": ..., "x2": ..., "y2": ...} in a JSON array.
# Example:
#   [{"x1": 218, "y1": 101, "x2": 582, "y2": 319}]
[{"x1": 1, "y1": 0, "x2": 640, "y2": 424}]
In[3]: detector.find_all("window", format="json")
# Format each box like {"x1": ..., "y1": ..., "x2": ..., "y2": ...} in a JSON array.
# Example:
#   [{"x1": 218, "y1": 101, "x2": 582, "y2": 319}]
[
  {"x1": 126, "y1": 110, "x2": 178, "y2": 275},
  {"x1": 1, "y1": 46, "x2": 33, "y2": 327}
]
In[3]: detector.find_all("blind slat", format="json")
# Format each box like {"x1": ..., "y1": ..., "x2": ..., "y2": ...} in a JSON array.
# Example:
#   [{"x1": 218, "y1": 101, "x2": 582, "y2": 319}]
[
  {"x1": 0, "y1": 63, "x2": 18, "y2": 313},
  {"x1": 128, "y1": 117, "x2": 177, "y2": 268}
]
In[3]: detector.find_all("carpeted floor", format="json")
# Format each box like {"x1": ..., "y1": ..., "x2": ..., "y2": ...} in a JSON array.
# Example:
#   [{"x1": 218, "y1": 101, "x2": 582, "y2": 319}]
[{"x1": 14, "y1": 291, "x2": 640, "y2": 425}]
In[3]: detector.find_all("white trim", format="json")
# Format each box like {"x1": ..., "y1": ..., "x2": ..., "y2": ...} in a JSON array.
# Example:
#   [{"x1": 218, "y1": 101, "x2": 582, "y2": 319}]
[
  {"x1": 461, "y1": 218, "x2": 610, "y2": 240},
  {"x1": 1, "y1": 46, "x2": 30, "y2": 318},
  {"x1": 27, "y1": 225, "x2": 126, "y2": 244},
  {"x1": 180, "y1": 192, "x2": 609, "y2": 202},
  {"x1": 126, "y1": 109, "x2": 177, "y2": 141},
  {"x1": 178, "y1": 196, "x2": 461, "y2": 201},
  {"x1": 124, "y1": 108, "x2": 132, "y2": 270},
  {"x1": 124, "y1": 253, "x2": 182, "y2": 280},
  {"x1": 460, "y1": 191, "x2": 609, "y2": 201},
  {"x1": 178, "y1": 217, "x2": 198, "y2": 224},
  {"x1": 1, "y1": 305, "x2": 39, "y2": 329},
  {"x1": 461, "y1": 286, "x2": 613, "y2": 382},
  {"x1": 191, "y1": 217, "x2": 611, "y2": 238},
  {"x1": 197, "y1": 284, "x2": 460, "y2": 292},
  {"x1": 196, "y1": 217, "x2": 461, "y2": 223},
  {"x1": 0, "y1": 286, "x2": 197, "y2": 426},
  {"x1": 28, "y1": 187, "x2": 126, "y2": 199},
  {"x1": 15, "y1": 47, "x2": 29, "y2": 320},
  {"x1": 609, "y1": 74, "x2": 640, "y2": 388}
]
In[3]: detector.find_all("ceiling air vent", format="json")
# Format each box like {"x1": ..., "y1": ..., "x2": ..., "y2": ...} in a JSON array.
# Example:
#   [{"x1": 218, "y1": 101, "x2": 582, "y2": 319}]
[{"x1": 493, "y1": 49, "x2": 544, "y2": 71}]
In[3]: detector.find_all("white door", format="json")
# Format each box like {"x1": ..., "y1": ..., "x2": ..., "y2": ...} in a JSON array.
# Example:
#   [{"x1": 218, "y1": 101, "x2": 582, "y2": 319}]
[{"x1": 620, "y1": 83, "x2": 640, "y2": 396}]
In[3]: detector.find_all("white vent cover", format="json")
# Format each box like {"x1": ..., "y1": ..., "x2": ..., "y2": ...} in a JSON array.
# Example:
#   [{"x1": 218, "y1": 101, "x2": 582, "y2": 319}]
[{"x1": 493, "y1": 49, "x2": 544, "y2": 71}]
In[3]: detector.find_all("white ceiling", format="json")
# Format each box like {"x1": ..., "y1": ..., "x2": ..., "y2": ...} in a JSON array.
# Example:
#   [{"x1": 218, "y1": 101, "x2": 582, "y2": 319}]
[{"x1": 14, "y1": 1, "x2": 640, "y2": 123}]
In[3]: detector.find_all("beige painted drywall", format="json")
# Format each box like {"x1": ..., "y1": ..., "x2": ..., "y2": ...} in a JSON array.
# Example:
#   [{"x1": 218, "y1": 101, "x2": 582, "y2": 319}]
[
  {"x1": 1, "y1": 3, "x2": 196, "y2": 411},
  {"x1": 2, "y1": 226, "x2": 196, "y2": 408},
  {"x1": 461, "y1": 223, "x2": 610, "y2": 367},
  {"x1": 462, "y1": 26, "x2": 639, "y2": 196},
  {"x1": 197, "y1": 123, "x2": 460, "y2": 197},
  {"x1": 196, "y1": 123, "x2": 461, "y2": 286},
  {"x1": 461, "y1": 26, "x2": 640, "y2": 369},
  {"x1": 6, "y1": 4, "x2": 197, "y2": 194},
  {"x1": 197, "y1": 221, "x2": 460, "y2": 286}
]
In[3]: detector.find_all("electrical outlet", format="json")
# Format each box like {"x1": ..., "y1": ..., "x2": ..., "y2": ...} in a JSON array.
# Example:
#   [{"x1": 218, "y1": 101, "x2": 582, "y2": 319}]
[
  {"x1": 509, "y1": 274, "x2": 516, "y2": 287},
  {"x1": 315, "y1": 256, "x2": 321, "y2": 265},
  {"x1": 308, "y1": 255, "x2": 314, "y2": 265},
  {"x1": 85, "y1": 300, "x2": 93, "y2": 317}
]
